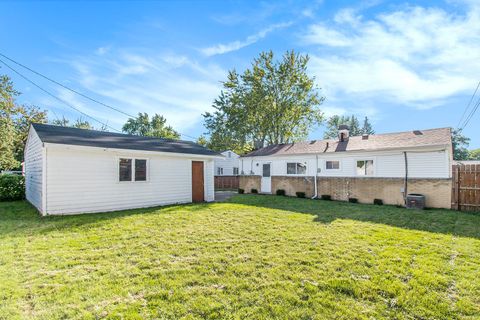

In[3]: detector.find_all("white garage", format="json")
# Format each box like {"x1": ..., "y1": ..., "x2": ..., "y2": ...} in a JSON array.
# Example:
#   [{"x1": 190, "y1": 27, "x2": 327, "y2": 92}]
[{"x1": 24, "y1": 123, "x2": 220, "y2": 215}]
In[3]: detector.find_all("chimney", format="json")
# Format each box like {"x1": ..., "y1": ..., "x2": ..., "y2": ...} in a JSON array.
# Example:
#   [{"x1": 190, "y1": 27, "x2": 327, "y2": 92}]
[{"x1": 338, "y1": 125, "x2": 350, "y2": 142}]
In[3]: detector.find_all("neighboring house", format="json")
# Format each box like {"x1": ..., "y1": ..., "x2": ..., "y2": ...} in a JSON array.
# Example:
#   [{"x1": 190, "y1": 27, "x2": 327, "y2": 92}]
[
  {"x1": 239, "y1": 126, "x2": 453, "y2": 209},
  {"x1": 214, "y1": 150, "x2": 240, "y2": 176},
  {"x1": 24, "y1": 123, "x2": 221, "y2": 215}
]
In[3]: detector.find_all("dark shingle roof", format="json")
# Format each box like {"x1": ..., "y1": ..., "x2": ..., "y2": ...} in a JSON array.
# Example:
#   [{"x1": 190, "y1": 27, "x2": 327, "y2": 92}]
[
  {"x1": 243, "y1": 127, "x2": 452, "y2": 157},
  {"x1": 32, "y1": 123, "x2": 220, "y2": 157}
]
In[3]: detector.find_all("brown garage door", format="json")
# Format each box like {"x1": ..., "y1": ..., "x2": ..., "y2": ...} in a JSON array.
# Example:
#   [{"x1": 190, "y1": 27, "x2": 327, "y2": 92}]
[{"x1": 192, "y1": 161, "x2": 204, "y2": 202}]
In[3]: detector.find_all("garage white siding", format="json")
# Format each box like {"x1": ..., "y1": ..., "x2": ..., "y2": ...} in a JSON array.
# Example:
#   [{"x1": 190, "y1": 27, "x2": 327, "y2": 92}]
[
  {"x1": 44, "y1": 146, "x2": 215, "y2": 215},
  {"x1": 205, "y1": 159, "x2": 215, "y2": 201},
  {"x1": 24, "y1": 128, "x2": 44, "y2": 213}
]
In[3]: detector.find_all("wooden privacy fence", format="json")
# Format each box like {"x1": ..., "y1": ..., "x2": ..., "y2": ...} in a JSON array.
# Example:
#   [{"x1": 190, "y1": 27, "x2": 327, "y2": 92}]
[
  {"x1": 452, "y1": 164, "x2": 480, "y2": 212},
  {"x1": 215, "y1": 176, "x2": 239, "y2": 190}
]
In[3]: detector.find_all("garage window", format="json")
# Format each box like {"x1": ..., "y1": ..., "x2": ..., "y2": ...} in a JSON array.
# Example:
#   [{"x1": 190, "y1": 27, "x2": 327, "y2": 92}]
[{"x1": 119, "y1": 158, "x2": 148, "y2": 182}]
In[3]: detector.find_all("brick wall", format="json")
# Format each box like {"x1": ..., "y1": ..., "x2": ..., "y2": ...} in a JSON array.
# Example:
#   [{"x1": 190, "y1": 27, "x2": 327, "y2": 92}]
[
  {"x1": 271, "y1": 176, "x2": 452, "y2": 209},
  {"x1": 239, "y1": 175, "x2": 261, "y2": 193}
]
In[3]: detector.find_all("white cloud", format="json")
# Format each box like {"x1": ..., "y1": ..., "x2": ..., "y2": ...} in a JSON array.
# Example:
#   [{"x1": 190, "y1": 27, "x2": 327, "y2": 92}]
[
  {"x1": 63, "y1": 49, "x2": 225, "y2": 136},
  {"x1": 201, "y1": 22, "x2": 293, "y2": 56},
  {"x1": 303, "y1": 3, "x2": 480, "y2": 109}
]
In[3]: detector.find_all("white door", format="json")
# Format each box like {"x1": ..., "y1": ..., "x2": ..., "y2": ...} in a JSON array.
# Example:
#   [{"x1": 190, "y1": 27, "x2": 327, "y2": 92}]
[{"x1": 261, "y1": 162, "x2": 272, "y2": 193}]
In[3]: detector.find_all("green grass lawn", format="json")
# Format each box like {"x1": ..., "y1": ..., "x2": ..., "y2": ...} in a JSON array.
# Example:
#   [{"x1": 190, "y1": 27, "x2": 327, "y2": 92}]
[{"x1": 1, "y1": 195, "x2": 479, "y2": 319}]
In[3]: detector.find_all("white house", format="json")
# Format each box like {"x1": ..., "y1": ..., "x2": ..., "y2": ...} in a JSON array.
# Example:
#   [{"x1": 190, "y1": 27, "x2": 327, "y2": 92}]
[
  {"x1": 24, "y1": 123, "x2": 221, "y2": 215},
  {"x1": 214, "y1": 150, "x2": 240, "y2": 176},
  {"x1": 239, "y1": 126, "x2": 453, "y2": 208}
]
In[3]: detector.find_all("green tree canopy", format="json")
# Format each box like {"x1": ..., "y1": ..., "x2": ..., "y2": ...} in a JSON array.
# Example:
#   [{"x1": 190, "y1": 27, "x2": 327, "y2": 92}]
[
  {"x1": 468, "y1": 148, "x2": 480, "y2": 160},
  {"x1": 0, "y1": 74, "x2": 47, "y2": 170},
  {"x1": 323, "y1": 115, "x2": 374, "y2": 139},
  {"x1": 204, "y1": 50, "x2": 324, "y2": 152},
  {"x1": 51, "y1": 116, "x2": 105, "y2": 130},
  {"x1": 452, "y1": 129, "x2": 470, "y2": 160},
  {"x1": 122, "y1": 112, "x2": 180, "y2": 139}
]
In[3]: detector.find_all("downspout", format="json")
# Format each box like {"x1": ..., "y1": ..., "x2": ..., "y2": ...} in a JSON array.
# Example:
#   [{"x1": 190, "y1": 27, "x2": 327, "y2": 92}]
[
  {"x1": 403, "y1": 151, "x2": 408, "y2": 205},
  {"x1": 311, "y1": 142, "x2": 329, "y2": 199},
  {"x1": 311, "y1": 154, "x2": 319, "y2": 199}
]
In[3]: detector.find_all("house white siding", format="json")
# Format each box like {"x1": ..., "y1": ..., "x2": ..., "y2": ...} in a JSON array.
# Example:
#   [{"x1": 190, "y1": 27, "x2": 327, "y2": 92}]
[
  {"x1": 42, "y1": 145, "x2": 215, "y2": 215},
  {"x1": 214, "y1": 150, "x2": 240, "y2": 176},
  {"x1": 240, "y1": 147, "x2": 451, "y2": 179},
  {"x1": 24, "y1": 128, "x2": 44, "y2": 213}
]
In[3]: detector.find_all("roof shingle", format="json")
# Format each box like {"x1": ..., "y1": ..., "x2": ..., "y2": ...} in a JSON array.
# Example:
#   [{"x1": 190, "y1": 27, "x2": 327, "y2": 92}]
[
  {"x1": 32, "y1": 123, "x2": 220, "y2": 157},
  {"x1": 243, "y1": 127, "x2": 452, "y2": 157}
]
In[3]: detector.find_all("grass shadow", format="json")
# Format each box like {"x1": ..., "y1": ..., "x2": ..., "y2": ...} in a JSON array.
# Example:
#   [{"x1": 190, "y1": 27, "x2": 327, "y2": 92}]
[{"x1": 227, "y1": 194, "x2": 480, "y2": 239}]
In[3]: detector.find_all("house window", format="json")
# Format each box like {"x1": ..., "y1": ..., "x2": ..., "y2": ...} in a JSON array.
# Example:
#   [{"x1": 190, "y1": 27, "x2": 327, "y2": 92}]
[
  {"x1": 326, "y1": 160, "x2": 340, "y2": 170},
  {"x1": 356, "y1": 160, "x2": 374, "y2": 176},
  {"x1": 119, "y1": 158, "x2": 147, "y2": 182},
  {"x1": 217, "y1": 167, "x2": 223, "y2": 175},
  {"x1": 233, "y1": 167, "x2": 239, "y2": 175},
  {"x1": 227, "y1": 152, "x2": 231, "y2": 158},
  {"x1": 119, "y1": 158, "x2": 132, "y2": 181},
  {"x1": 287, "y1": 162, "x2": 307, "y2": 175},
  {"x1": 135, "y1": 159, "x2": 147, "y2": 181}
]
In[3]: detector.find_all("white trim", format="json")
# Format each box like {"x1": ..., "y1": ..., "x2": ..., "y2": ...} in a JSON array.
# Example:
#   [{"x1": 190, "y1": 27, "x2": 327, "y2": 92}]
[
  {"x1": 325, "y1": 160, "x2": 341, "y2": 171},
  {"x1": 286, "y1": 161, "x2": 307, "y2": 176},
  {"x1": 354, "y1": 158, "x2": 376, "y2": 177},
  {"x1": 116, "y1": 156, "x2": 150, "y2": 183}
]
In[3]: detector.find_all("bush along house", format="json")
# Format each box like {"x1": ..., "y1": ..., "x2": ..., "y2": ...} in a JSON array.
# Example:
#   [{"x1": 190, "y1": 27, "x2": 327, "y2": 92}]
[{"x1": 239, "y1": 126, "x2": 453, "y2": 209}]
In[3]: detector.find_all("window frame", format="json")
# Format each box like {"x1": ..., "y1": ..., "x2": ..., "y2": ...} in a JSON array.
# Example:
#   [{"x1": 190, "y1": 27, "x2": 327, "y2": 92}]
[
  {"x1": 233, "y1": 167, "x2": 239, "y2": 175},
  {"x1": 117, "y1": 157, "x2": 149, "y2": 183},
  {"x1": 217, "y1": 167, "x2": 223, "y2": 176},
  {"x1": 325, "y1": 160, "x2": 341, "y2": 171},
  {"x1": 286, "y1": 162, "x2": 307, "y2": 175},
  {"x1": 355, "y1": 158, "x2": 375, "y2": 176}
]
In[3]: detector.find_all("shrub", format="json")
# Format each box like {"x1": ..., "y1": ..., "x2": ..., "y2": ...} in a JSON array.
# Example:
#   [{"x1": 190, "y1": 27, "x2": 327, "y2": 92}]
[
  {"x1": 276, "y1": 189, "x2": 286, "y2": 196},
  {"x1": 348, "y1": 198, "x2": 358, "y2": 203},
  {"x1": 374, "y1": 199, "x2": 384, "y2": 205},
  {"x1": 238, "y1": 188, "x2": 244, "y2": 194},
  {"x1": 0, "y1": 174, "x2": 25, "y2": 201},
  {"x1": 296, "y1": 192, "x2": 306, "y2": 198},
  {"x1": 321, "y1": 195, "x2": 331, "y2": 201},
  {"x1": 251, "y1": 188, "x2": 258, "y2": 194}
]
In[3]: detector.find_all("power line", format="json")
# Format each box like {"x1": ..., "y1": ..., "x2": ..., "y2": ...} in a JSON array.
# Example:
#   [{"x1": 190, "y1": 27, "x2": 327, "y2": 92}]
[
  {"x1": 457, "y1": 80, "x2": 480, "y2": 129},
  {"x1": 459, "y1": 95, "x2": 480, "y2": 131},
  {"x1": 0, "y1": 53, "x2": 199, "y2": 141},
  {"x1": 0, "y1": 52, "x2": 136, "y2": 118},
  {"x1": 0, "y1": 57, "x2": 121, "y2": 132}
]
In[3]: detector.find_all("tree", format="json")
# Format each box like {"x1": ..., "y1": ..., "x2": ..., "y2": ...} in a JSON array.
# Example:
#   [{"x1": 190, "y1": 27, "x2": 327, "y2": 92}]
[
  {"x1": 0, "y1": 74, "x2": 47, "y2": 170},
  {"x1": 204, "y1": 50, "x2": 324, "y2": 151},
  {"x1": 51, "y1": 116, "x2": 96, "y2": 130},
  {"x1": 361, "y1": 116, "x2": 375, "y2": 135},
  {"x1": 452, "y1": 129, "x2": 470, "y2": 160},
  {"x1": 196, "y1": 135, "x2": 208, "y2": 147},
  {"x1": 469, "y1": 148, "x2": 480, "y2": 160},
  {"x1": 122, "y1": 112, "x2": 180, "y2": 139},
  {"x1": 323, "y1": 115, "x2": 372, "y2": 139}
]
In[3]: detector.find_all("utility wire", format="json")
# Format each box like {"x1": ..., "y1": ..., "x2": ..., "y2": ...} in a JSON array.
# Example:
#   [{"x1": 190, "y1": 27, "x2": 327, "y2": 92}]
[
  {"x1": 457, "y1": 80, "x2": 480, "y2": 130},
  {"x1": 0, "y1": 52, "x2": 136, "y2": 118},
  {"x1": 459, "y1": 95, "x2": 480, "y2": 131},
  {"x1": 0, "y1": 57, "x2": 121, "y2": 132},
  {"x1": 0, "y1": 52, "x2": 199, "y2": 141}
]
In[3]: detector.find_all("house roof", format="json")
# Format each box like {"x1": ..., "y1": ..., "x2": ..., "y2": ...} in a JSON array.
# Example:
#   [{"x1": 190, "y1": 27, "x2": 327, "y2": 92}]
[
  {"x1": 243, "y1": 127, "x2": 452, "y2": 157},
  {"x1": 32, "y1": 123, "x2": 221, "y2": 157}
]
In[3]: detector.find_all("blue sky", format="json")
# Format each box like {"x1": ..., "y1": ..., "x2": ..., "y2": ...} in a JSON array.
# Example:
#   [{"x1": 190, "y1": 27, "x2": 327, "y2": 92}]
[{"x1": 1, "y1": 0, "x2": 479, "y2": 148}]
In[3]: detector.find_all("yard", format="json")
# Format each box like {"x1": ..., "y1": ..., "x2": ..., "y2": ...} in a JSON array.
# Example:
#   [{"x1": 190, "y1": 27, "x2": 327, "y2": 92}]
[{"x1": 0, "y1": 196, "x2": 479, "y2": 319}]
